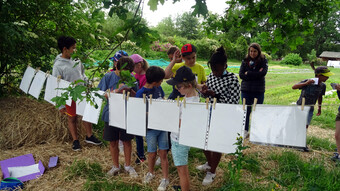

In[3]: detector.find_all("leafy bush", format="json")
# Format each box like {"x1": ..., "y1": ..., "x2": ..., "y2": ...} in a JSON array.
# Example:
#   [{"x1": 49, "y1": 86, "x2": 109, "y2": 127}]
[
  {"x1": 262, "y1": 52, "x2": 272, "y2": 61},
  {"x1": 193, "y1": 38, "x2": 220, "y2": 59},
  {"x1": 281, "y1": 53, "x2": 303, "y2": 66},
  {"x1": 150, "y1": 40, "x2": 172, "y2": 52}
]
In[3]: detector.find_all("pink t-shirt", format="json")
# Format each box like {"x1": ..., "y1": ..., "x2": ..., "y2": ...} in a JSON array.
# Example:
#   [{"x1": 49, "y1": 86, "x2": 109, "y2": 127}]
[{"x1": 134, "y1": 73, "x2": 146, "y2": 89}]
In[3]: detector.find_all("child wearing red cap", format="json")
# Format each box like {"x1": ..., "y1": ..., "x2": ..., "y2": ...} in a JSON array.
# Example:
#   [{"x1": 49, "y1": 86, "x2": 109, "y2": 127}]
[{"x1": 164, "y1": 44, "x2": 206, "y2": 99}]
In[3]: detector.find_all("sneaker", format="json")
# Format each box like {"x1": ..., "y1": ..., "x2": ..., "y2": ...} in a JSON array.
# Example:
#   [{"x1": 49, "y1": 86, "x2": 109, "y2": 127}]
[
  {"x1": 143, "y1": 172, "x2": 155, "y2": 184},
  {"x1": 202, "y1": 172, "x2": 216, "y2": 186},
  {"x1": 72, "y1": 140, "x2": 81, "y2": 151},
  {"x1": 332, "y1": 153, "x2": 340, "y2": 162},
  {"x1": 107, "y1": 165, "x2": 120, "y2": 176},
  {"x1": 85, "y1": 135, "x2": 102, "y2": 145},
  {"x1": 155, "y1": 157, "x2": 161, "y2": 166},
  {"x1": 196, "y1": 162, "x2": 211, "y2": 171},
  {"x1": 157, "y1": 178, "x2": 169, "y2": 191},
  {"x1": 135, "y1": 155, "x2": 146, "y2": 164},
  {"x1": 124, "y1": 166, "x2": 138, "y2": 178}
]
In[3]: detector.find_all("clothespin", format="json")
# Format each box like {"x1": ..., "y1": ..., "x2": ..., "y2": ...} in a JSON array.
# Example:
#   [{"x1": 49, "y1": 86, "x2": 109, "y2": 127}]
[
  {"x1": 57, "y1": 75, "x2": 61, "y2": 83},
  {"x1": 252, "y1": 98, "x2": 258, "y2": 111},
  {"x1": 177, "y1": 96, "x2": 180, "y2": 107},
  {"x1": 243, "y1": 98, "x2": 246, "y2": 111},
  {"x1": 183, "y1": 97, "x2": 186, "y2": 108},
  {"x1": 143, "y1": 94, "x2": 146, "y2": 103},
  {"x1": 126, "y1": 91, "x2": 130, "y2": 101},
  {"x1": 213, "y1": 98, "x2": 217, "y2": 109},
  {"x1": 45, "y1": 71, "x2": 50, "y2": 78},
  {"x1": 149, "y1": 94, "x2": 153, "y2": 104},
  {"x1": 206, "y1": 98, "x2": 209, "y2": 109},
  {"x1": 301, "y1": 97, "x2": 305, "y2": 111},
  {"x1": 123, "y1": 90, "x2": 126, "y2": 100},
  {"x1": 35, "y1": 67, "x2": 40, "y2": 73}
]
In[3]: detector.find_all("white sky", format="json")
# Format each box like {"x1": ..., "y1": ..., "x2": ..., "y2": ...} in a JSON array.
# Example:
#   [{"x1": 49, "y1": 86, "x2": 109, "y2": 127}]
[{"x1": 142, "y1": 0, "x2": 228, "y2": 27}]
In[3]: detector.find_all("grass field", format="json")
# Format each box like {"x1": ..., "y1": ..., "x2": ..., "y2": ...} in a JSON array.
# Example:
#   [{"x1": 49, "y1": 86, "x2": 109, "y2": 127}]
[{"x1": 4, "y1": 60, "x2": 340, "y2": 190}]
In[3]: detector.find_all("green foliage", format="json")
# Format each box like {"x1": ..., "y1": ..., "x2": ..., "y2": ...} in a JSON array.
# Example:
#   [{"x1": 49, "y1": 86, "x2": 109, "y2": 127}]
[
  {"x1": 66, "y1": 159, "x2": 104, "y2": 181},
  {"x1": 281, "y1": 53, "x2": 303, "y2": 66},
  {"x1": 307, "y1": 49, "x2": 317, "y2": 63},
  {"x1": 176, "y1": 12, "x2": 202, "y2": 40},
  {"x1": 83, "y1": 180, "x2": 151, "y2": 191},
  {"x1": 262, "y1": 52, "x2": 272, "y2": 61},
  {"x1": 193, "y1": 38, "x2": 220, "y2": 59},
  {"x1": 117, "y1": 68, "x2": 137, "y2": 88},
  {"x1": 307, "y1": 136, "x2": 336, "y2": 151}
]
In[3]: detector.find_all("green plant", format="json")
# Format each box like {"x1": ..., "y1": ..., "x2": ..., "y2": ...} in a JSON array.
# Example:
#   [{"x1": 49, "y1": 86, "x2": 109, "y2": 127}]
[
  {"x1": 281, "y1": 53, "x2": 303, "y2": 66},
  {"x1": 66, "y1": 159, "x2": 104, "y2": 181},
  {"x1": 193, "y1": 38, "x2": 220, "y2": 59},
  {"x1": 307, "y1": 136, "x2": 336, "y2": 151}
]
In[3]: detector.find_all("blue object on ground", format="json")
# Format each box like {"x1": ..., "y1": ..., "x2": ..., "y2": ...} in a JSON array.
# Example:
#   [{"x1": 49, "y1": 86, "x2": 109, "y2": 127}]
[
  {"x1": 146, "y1": 59, "x2": 170, "y2": 67},
  {"x1": 48, "y1": 156, "x2": 58, "y2": 168},
  {"x1": 0, "y1": 177, "x2": 24, "y2": 190}
]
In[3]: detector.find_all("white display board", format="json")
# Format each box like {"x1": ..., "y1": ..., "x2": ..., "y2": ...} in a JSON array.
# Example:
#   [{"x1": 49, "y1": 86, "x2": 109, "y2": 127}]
[
  {"x1": 44, "y1": 75, "x2": 58, "y2": 105},
  {"x1": 109, "y1": 93, "x2": 126, "y2": 129},
  {"x1": 207, "y1": 104, "x2": 245, "y2": 153},
  {"x1": 82, "y1": 91, "x2": 104, "y2": 125},
  {"x1": 126, "y1": 97, "x2": 147, "y2": 136},
  {"x1": 250, "y1": 105, "x2": 309, "y2": 148},
  {"x1": 57, "y1": 79, "x2": 72, "y2": 106},
  {"x1": 28, "y1": 70, "x2": 47, "y2": 99},
  {"x1": 76, "y1": 98, "x2": 87, "y2": 116},
  {"x1": 148, "y1": 100, "x2": 180, "y2": 133},
  {"x1": 179, "y1": 103, "x2": 210, "y2": 149},
  {"x1": 19, "y1": 66, "x2": 35, "y2": 93}
]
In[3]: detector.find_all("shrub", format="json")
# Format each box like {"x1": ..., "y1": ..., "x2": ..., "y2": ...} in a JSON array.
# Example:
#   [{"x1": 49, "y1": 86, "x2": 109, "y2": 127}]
[
  {"x1": 150, "y1": 40, "x2": 172, "y2": 52},
  {"x1": 281, "y1": 53, "x2": 302, "y2": 66},
  {"x1": 193, "y1": 38, "x2": 220, "y2": 59}
]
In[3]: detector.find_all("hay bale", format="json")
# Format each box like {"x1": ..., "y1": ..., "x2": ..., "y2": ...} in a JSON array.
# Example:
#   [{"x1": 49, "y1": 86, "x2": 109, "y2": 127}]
[{"x1": 0, "y1": 97, "x2": 86, "y2": 149}]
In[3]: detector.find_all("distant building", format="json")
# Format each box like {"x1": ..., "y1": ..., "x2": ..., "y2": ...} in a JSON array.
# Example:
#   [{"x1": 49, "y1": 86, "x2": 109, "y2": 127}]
[{"x1": 319, "y1": 51, "x2": 340, "y2": 61}]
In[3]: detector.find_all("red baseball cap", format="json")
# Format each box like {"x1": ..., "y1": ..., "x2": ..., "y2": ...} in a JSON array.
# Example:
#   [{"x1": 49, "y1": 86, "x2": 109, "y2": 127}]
[{"x1": 181, "y1": 44, "x2": 197, "y2": 56}]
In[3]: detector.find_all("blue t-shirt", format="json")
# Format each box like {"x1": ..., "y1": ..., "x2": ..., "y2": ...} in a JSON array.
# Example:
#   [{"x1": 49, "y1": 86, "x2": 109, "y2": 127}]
[
  {"x1": 135, "y1": 86, "x2": 164, "y2": 99},
  {"x1": 97, "y1": 71, "x2": 138, "y2": 123}
]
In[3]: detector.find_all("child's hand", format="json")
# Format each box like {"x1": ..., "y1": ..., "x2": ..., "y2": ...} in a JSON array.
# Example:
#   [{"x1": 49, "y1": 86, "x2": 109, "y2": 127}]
[
  {"x1": 316, "y1": 109, "x2": 321, "y2": 116},
  {"x1": 306, "y1": 79, "x2": 315, "y2": 85},
  {"x1": 259, "y1": 68, "x2": 263, "y2": 72},
  {"x1": 172, "y1": 50, "x2": 182, "y2": 63}
]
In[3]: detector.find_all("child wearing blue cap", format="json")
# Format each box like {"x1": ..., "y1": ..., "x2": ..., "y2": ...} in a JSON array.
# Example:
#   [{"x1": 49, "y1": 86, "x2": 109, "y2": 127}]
[{"x1": 109, "y1": 50, "x2": 128, "y2": 71}]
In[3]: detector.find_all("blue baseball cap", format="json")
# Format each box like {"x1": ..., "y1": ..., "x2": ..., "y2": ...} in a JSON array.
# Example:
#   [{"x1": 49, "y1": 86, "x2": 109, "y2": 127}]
[{"x1": 109, "y1": 50, "x2": 128, "y2": 62}]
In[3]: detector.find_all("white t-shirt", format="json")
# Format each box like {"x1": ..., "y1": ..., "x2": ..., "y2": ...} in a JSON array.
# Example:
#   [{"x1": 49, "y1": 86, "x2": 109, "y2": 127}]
[{"x1": 171, "y1": 96, "x2": 200, "y2": 142}]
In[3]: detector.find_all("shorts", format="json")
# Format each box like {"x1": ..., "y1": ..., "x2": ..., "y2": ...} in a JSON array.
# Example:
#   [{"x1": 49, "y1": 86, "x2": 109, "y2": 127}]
[
  {"x1": 336, "y1": 111, "x2": 340, "y2": 121},
  {"x1": 103, "y1": 122, "x2": 134, "y2": 142},
  {"x1": 146, "y1": 130, "x2": 169, "y2": 152},
  {"x1": 65, "y1": 100, "x2": 76, "y2": 117},
  {"x1": 307, "y1": 106, "x2": 314, "y2": 125},
  {"x1": 171, "y1": 139, "x2": 190, "y2": 166}
]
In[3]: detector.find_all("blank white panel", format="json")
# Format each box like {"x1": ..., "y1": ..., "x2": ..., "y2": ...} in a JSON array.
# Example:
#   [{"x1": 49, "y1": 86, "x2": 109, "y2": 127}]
[
  {"x1": 44, "y1": 75, "x2": 58, "y2": 105},
  {"x1": 28, "y1": 70, "x2": 47, "y2": 99},
  {"x1": 109, "y1": 93, "x2": 126, "y2": 129},
  {"x1": 76, "y1": 98, "x2": 86, "y2": 116},
  {"x1": 57, "y1": 79, "x2": 72, "y2": 106},
  {"x1": 148, "y1": 100, "x2": 180, "y2": 133},
  {"x1": 82, "y1": 91, "x2": 104, "y2": 125},
  {"x1": 207, "y1": 104, "x2": 245, "y2": 154},
  {"x1": 127, "y1": 97, "x2": 147, "y2": 136},
  {"x1": 20, "y1": 66, "x2": 35, "y2": 93},
  {"x1": 250, "y1": 105, "x2": 309, "y2": 147},
  {"x1": 179, "y1": 103, "x2": 209, "y2": 149}
]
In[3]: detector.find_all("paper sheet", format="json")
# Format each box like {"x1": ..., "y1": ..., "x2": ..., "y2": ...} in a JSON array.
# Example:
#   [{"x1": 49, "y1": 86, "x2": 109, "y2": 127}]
[
  {"x1": 28, "y1": 70, "x2": 47, "y2": 99},
  {"x1": 250, "y1": 105, "x2": 309, "y2": 148},
  {"x1": 109, "y1": 93, "x2": 126, "y2": 129},
  {"x1": 44, "y1": 75, "x2": 58, "y2": 105},
  {"x1": 76, "y1": 97, "x2": 87, "y2": 116},
  {"x1": 179, "y1": 103, "x2": 209, "y2": 149},
  {"x1": 207, "y1": 104, "x2": 245, "y2": 153},
  {"x1": 148, "y1": 100, "x2": 180, "y2": 133},
  {"x1": 57, "y1": 79, "x2": 72, "y2": 106},
  {"x1": 82, "y1": 91, "x2": 104, "y2": 125},
  {"x1": 19, "y1": 66, "x2": 35, "y2": 93},
  {"x1": 126, "y1": 97, "x2": 147, "y2": 136}
]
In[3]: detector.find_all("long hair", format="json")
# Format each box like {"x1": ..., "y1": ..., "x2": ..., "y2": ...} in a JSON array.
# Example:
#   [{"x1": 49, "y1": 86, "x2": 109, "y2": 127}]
[{"x1": 245, "y1": 43, "x2": 265, "y2": 63}]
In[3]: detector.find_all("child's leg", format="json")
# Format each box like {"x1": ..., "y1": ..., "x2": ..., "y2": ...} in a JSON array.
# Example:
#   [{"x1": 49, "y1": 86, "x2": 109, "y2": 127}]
[
  {"x1": 148, "y1": 152, "x2": 157, "y2": 174},
  {"x1": 335, "y1": 121, "x2": 340, "y2": 154},
  {"x1": 83, "y1": 121, "x2": 93, "y2": 138},
  {"x1": 123, "y1": 140, "x2": 132, "y2": 166},
  {"x1": 177, "y1": 165, "x2": 190, "y2": 191},
  {"x1": 109, "y1": 140, "x2": 119, "y2": 167},
  {"x1": 135, "y1": 136, "x2": 145, "y2": 158},
  {"x1": 208, "y1": 152, "x2": 222, "y2": 174},
  {"x1": 67, "y1": 115, "x2": 78, "y2": 141},
  {"x1": 146, "y1": 130, "x2": 159, "y2": 173},
  {"x1": 159, "y1": 149, "x2": 169, "y2": 179}
]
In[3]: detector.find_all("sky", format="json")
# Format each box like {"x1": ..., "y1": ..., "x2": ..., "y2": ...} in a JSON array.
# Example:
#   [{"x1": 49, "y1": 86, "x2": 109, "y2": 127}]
[{"x1": 142, "y1": 0, "x2": 228, "y2": 27}]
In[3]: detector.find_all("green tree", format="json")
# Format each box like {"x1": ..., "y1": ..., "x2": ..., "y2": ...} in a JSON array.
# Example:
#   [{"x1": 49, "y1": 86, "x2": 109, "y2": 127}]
[
  {"x1": 175, "y1": 12, "x2": 202, "y2": 40},
  {"x1": 155, "y1": 16, "x2": 177, "y2": 37}
]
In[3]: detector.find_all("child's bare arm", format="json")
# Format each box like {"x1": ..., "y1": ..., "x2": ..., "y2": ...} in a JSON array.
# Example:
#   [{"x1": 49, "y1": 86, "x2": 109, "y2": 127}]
[{"x1": 292, "y1": 79, "x2": 314, "y2": 89}]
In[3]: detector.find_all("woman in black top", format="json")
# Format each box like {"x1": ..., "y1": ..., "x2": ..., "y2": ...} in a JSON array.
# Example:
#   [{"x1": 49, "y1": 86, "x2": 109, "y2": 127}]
[{"x1": 239, "y1": 43, "x2": 268, "y2": 134}]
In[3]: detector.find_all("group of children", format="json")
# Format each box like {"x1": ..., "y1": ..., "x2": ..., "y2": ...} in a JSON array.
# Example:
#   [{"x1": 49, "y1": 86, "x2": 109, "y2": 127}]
[{"x1": 53, "y1": 36, "x2": 340, "y2": 191}]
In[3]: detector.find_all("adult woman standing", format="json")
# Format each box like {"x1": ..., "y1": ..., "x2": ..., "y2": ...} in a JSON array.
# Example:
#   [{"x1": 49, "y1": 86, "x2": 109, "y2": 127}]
[{"x1": 239, "y1": 43, "x2": 268, "y2": 136}]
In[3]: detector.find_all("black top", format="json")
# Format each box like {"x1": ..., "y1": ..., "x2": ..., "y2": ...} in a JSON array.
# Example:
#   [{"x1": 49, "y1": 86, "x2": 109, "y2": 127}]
[{"x1": 239, "y1": 57, "x2": 268, "y2": 93}]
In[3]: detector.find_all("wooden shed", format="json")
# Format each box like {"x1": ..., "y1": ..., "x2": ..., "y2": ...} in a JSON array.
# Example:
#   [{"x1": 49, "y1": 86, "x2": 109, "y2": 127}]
[{"x1": 319, "y1": 51, "x2": 340, "y2": 61}]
